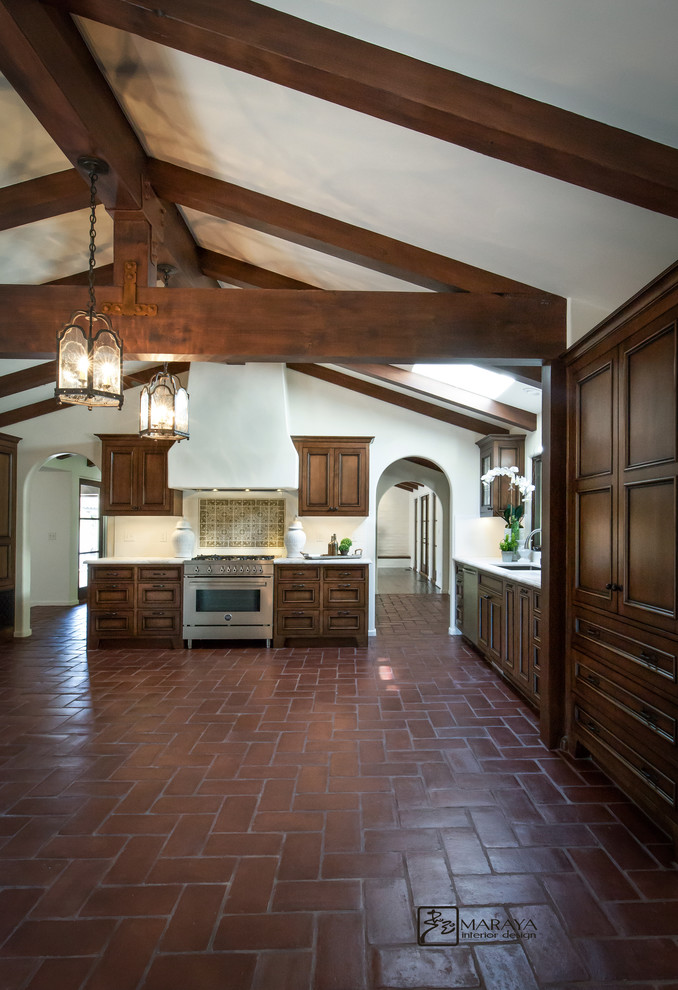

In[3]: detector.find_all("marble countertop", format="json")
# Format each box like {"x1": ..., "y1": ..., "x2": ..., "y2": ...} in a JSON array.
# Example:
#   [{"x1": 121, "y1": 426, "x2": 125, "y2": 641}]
[
  {"x1": 89, "y1": 557, "x2": 186, "y2": 565},
  {"x1": 275, "y1": 556, "x2": 372, "y2": 565},
  {"x1": 453, "y1": 555, "x2": 541, "y2": 588}
]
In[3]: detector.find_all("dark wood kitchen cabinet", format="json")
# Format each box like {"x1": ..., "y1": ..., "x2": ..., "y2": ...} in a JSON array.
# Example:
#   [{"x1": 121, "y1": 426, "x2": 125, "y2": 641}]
[
  {"x1": 87, "y1": 562, "x2": 183, "y2": 649},
  {"x1": 476, "y1": 434, "x2": 525, "y2": 517},
  {"x1": 274, "y1": 563, "x2": 367, "y2": 646},
  {"x1": 292, "y1": 436, "x2": 372, "y2": 516},
  {"x1": 0, "y1": 432, "x2": 19, "y2": 639},
  {"x1": 97, "y1": 434, "x2": 182, "y2": 516},
  {"x1": 566, "y1": 273, "x2": 678, "y2": 850}
]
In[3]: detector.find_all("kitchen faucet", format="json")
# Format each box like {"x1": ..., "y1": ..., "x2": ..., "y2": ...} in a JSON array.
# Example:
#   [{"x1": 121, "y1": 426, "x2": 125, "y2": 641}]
[{"x1": 523, "y1": 528, "x2": 542, "y2": 549}]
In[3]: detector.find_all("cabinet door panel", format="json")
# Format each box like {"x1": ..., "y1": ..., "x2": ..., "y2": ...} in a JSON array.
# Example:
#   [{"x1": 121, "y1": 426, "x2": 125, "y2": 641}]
[
  {"x1": 138, "y1": 447, "x2": 170, "y2": 511},
  {"x1": 575, "y1": 487, "x2": 615, "y2": 608},
  {"x1": 576, "y1": 361, "x2": 614, "y2": 479},
  {"x1": 303, "y1": 449, "x2": 332, "y2": 512},
  {"x1": 335, "y1": 448, "x2": 366, "y2": 513},
  {"x1": 106, "y1": 448, "x2": 135, "y2": 510},
  {"x1": 624, "y1": 322, "x2": 676, "y2": 469},
  {"x1": 622, "y1": 478, "x2": 677, "y2": 623}
]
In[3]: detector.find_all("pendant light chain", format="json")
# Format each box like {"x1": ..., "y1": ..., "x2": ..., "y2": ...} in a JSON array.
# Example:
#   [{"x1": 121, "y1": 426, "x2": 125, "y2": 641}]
[{"x1": 87, "y1": 165, "x2": 99, "y2": 318}]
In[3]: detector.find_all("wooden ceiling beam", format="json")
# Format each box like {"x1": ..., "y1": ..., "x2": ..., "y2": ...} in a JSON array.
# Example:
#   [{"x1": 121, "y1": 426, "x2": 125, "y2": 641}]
[
  {"x1": 0, "y1": 285, "x2": 566, "y2": 362},
  {"x1": 149, "y1": 160, "x2": 541, "y2": 295},
  {"x1": 45, "y1": 0, "x2": 678, "y2": 219},
  {"x1": 0, "y1": 361, "x2": 56, "y2": 397},
  {"x1": 0, "y1": 169, "x2": 89, "y2": 231},
  {"x1": 341, "y1": 363, "x2": 537, "y2": 431},
  {"x1": 287, "y1": 364, "x2": 509, "y2": 436},
  {"x1": 198, "y1": 248, "x2": 317, "y2": 290},
  {"x1": 0, "y1": 1, "x2": 214, "y2": 287}
]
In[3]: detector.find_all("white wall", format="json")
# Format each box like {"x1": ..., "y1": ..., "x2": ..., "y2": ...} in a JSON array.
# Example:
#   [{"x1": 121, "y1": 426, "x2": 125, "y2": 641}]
[
  {"x1": 377, "y1": 486, "x2": 411, "y2": 567},
  {"x1": 29, "y1": 468, "x2": 73, "y2": 605}
]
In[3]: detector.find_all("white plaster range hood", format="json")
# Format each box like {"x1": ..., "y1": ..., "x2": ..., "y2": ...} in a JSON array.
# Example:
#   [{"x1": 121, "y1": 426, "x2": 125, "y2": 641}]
[{"x1": 168, "y1": 363, "x2": 298, "y2": 490}]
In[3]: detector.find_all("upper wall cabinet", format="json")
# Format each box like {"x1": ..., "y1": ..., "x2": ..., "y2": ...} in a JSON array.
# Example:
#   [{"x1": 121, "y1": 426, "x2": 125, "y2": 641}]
[
  {"x1": 476, "y1": 434, "x2": 525, "y2": 517},
  {"x1": 97, "y1": 434, "x2": 182, "y2": 516},
  {"x1": 293, "y1": 437, "x2": 373, "y2": 516}
]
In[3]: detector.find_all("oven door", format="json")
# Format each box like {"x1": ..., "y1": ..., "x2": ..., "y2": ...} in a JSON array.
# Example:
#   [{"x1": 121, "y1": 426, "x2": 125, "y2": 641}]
[{"x1": 184, "y1": 577, "x2": 273, "y2": 629}]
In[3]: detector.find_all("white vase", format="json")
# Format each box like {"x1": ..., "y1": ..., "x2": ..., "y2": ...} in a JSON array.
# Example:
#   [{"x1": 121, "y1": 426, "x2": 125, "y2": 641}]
[
  {"x1": 171, "y1": 518, "x2": 196, "y2": 559},
  {"x1": 284, "y1": 518, "x2": 306, "y2": 558}
]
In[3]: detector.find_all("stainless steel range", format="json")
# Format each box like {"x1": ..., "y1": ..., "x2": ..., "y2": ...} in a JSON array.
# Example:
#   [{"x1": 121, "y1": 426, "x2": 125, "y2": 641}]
[{"x1": 183, "y1": 555, "x2": 274, "y2": 648}]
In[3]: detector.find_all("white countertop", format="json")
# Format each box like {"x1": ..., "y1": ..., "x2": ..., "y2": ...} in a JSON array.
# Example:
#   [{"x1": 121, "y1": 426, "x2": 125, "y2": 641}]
[
  {"x1": 89, "y1": 557, "x2": 186, "y2": 565},
  {"x1": 275, "y1": 556, "x2": 372, "y2": 565},
  {"x1": 454, "y1": 555, "x2": 541, "y2": 588}
]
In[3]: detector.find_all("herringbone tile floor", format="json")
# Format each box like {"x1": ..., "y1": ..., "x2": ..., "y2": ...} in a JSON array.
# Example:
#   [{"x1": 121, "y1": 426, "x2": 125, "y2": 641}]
[{"x1": 0, "y1": 596, "x2": 677, "y2": 989}]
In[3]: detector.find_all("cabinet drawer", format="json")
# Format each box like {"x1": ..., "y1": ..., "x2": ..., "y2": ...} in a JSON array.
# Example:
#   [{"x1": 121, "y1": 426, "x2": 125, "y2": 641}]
[
  {"x1": 137, "y1": 565, "x2": 182, "y2": 582},
  {"x1": 89, "y1": 566, "x2": 135, "y2": 582},
  {"x1": 90, "y1": 583, "x2": 134, "y2": 608},
  {"x1": 575, "y1": 702, "x2": 676, "y2": 807},
  {"x1": 276, "y1": 565, "x2": 320, "y2": 582},
  {"x1": 277, "y1": 583, "x2": 320, "y2": 607},
  {"x1": 137, "y1": 609, "x2": 181, "y2": 635},
  {"x1": 276, "y1": 609, "x2": 321, "y2": 636},
  {"x1": 532, "y1": 590, "x2": 542, "y2": 614},
  {"x1": 88, "y1": 610, "x2": 134, "y2": 636},
  {"x1": 323, "y1": 565, "x2": 367, "y2": 582},
  {"x1": 323, "y1": 583, "x2": 365, "y2": 607},
  {"x1": 137, "y1": 583, "x2": 182, "y2": 608},
  {"x1": 574, "y1": 653, "x2": 677, "y2": 748},
  {"x1": 323, "y1": 609, "x2": 366, "y2": 636},
  {"x1": 479, "y1": 571, "x2": 503, "y2": 596},
  {"x1": 573, "y1": 608, "x2": 677, "y2": 687}
]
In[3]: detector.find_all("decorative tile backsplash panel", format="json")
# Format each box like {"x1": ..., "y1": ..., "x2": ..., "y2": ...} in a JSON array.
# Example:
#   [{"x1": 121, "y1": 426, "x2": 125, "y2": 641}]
[{"x1": 199, "y1": 498, "x2": 285, "y2": 548}]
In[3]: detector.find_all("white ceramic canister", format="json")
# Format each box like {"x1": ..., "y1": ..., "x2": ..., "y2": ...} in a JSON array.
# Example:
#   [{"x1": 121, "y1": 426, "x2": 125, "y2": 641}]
[
  {"x1": 284, "y1": 517, "x2": 306, "y2": 558},
  {"x1": 171, "y1": 518, "x2": 196, "y2": 559}
]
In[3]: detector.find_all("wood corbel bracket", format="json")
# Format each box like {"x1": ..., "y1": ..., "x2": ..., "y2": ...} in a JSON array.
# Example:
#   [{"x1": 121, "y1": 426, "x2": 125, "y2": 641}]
[{"x1": 102, "y1": 261, "x2": 157, "y2": 317}]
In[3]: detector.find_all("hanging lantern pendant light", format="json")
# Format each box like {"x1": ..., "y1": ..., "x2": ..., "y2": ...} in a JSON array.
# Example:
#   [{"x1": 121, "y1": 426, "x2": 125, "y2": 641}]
[
  {"x1": 139, "y1": 363, "x2": 189, "y2": 441},
  {"x1": 55, "y1": 157, "x2": 123, "y2": 410}
]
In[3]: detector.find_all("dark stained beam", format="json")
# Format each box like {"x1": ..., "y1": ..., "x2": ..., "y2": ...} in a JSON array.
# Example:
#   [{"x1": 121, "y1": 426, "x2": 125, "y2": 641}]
[
  {"x1": 198, "y1": 248, "x2": 317, "y2": 290},
  {"x1": 287, "y1": 364, "x2": 509, "y2": 436},
  {"x1": 395, "y1": 482, "x2": 421, "y2": 492},
  {"x1": 47, "y1": 263, "x2": 115, "y2": 286},
  {"x1": 403, "y1": 457, "x2": 444, "y2": 473},
  {"x1": 342, "y1": 363, "x2": 537, "y2": 431},
  {"x1": 0, "y1": 169, "x2": 89, "y2": 231},
  {"x1": 0, "y1": 286, "x2": 567, "y2": 362},
  {"x1": 0, "y1": 1, "x2": 213, "y2": 287},
  {"x1": 0, "y1": 361, "x2": 189, "y2": 427},
  {"x1": 45, "y1": 0, "x2": 678, "y2": 219},
  {"x1": 150, "y1": 160, "x2": 541, "y2": 295},
  {"x1": 0, "y1": 361, "x2": 56, "y2": 397}
]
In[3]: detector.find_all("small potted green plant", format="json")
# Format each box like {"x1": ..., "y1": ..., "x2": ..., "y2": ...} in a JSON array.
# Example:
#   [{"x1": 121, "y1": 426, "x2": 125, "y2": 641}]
[
  {"x1": 499, "y1": 533, "x2": 518, "y2": 562},
  {"x1": 339, "y1": 537, "x2": 352, "y2": 556}
]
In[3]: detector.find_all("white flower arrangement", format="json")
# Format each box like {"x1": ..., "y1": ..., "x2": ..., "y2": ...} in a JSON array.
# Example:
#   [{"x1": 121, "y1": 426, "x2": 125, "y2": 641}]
[{"x1": 481, "y1": 464, "x2": 536, "y2": 536}]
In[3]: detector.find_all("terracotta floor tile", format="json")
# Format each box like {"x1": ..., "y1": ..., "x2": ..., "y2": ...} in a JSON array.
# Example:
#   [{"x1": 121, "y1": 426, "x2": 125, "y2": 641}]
[{"x1": 2, "y1": 599, "x2": 678, "y2": 990}]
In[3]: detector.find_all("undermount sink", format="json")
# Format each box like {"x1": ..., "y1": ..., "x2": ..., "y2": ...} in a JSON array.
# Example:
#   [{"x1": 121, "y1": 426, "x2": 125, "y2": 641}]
[{"x1": 496, "y1": 564, "x2": 541, "y2": 571}]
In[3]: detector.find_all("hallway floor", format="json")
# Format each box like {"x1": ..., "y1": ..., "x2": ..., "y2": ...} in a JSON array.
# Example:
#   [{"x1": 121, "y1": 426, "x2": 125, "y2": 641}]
[{"x1": 0, "y1": 597, "x2": 677, "y2": 990}]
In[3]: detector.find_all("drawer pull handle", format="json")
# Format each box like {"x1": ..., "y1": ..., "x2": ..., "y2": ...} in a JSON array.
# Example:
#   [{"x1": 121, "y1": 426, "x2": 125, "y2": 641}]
[
  {"x1": 640, "y1": 766, "x2": 659, "y2": 786},
  {"x1": 291, "y1": 611, "x2": 306, "y2": 616},
  {"x1": 152, "y1": 584, "x2": 166, "y2": 588},
  {"x1": 585, "y1": 720, "x2": 600, "y2": 735},
  {"x1": 586, "y1": 673, "x2": 601, "y2": 687},
  {"x1": 110, "y1": 584, "x2": 119, "y2": 588},
  {"x1": 337, "y1": 610, "x2": 351, "y2": 615},
  {"x1": 639, "y1": 651, "x2": 658, "y2": 666},
  {"x1": 292, "y1": 584, "x2": 306, "y2": 589},
  {"x1": 586, "y1": 627, "x2": 601, "y2": 639},
  {"x1": 337, "y1": 584, "x2": 352, "y2": 588},
  {"x1": 639, "y1": 707, "x2": 658, "y2": 726},
  {"x1": 292, "y1": 571, "x2": 306, "y2": 576},
  {"x1": 151, "y1": 611, "x2": 166, "y2": 615}
]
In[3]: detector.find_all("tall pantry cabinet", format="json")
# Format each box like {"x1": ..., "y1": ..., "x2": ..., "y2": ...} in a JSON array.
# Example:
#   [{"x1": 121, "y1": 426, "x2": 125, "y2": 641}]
[{"x1": 566, "y1": 266, "x2": 678, "y2": 849}]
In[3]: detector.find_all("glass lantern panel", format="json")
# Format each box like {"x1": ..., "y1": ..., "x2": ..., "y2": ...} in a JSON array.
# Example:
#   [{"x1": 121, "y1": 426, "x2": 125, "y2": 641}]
[
  {"x1": 174, "y1": 388, "x2": 189, "y2": 435},
  {"x1": 92, "y1": 331, "x2": 121, "y2": 399},
  {"x1": 150, "y1": 382, "x2": 175, "y2": 431},
  {"x1": 58, "y1": 325, "x2": 89, "y2": 390},
  {"x1": 139, "y1": 386, "x2": 150, "y2": 432}
]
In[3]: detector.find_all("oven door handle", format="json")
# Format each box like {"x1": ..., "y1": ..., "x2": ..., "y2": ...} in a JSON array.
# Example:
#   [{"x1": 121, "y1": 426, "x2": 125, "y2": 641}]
[{"x1": 184, "y1": 579, "x2": 270, "y2": 588}]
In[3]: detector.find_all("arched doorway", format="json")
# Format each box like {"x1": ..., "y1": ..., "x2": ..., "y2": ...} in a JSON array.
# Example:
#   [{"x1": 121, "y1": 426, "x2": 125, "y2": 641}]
[
  {"x1": 375, "y1": 456, "x2": 452, "y2": 636},
  {"x1": 27, "y1": 453, "x2": 101, "y2": 609}
]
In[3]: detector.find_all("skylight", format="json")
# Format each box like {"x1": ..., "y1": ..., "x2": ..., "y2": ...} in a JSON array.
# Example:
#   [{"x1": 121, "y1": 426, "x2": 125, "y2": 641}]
[{"x1": 412, "y1": 364, "x2": 516, "y2": 399}]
